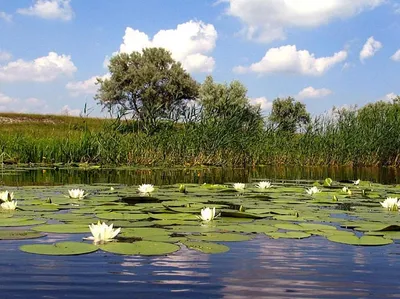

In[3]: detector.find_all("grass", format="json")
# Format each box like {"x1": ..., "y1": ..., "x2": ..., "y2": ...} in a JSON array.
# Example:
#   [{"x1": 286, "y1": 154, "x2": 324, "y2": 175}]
[{"x1": 0, "y1": 100, "x2": 399, "y2": 167}]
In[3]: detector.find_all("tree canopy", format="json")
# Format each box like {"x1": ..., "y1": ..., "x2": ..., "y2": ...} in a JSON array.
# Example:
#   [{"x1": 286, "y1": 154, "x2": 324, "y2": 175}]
[
  {"x1": 95, "y1": 47, "x2": 199, "y2": 133},
  {"x1": 268, "y1": 97, "x2": 311, "y2": 133}
]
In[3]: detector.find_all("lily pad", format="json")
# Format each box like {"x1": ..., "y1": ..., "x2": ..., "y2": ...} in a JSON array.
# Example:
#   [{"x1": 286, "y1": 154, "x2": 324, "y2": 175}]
[
  {"x1": 183, "y1": 241, "x2": 230, "y2": 254},
  {"x1": 0, "y1": 230, "x2": 46, "y2": 240},
  {"x1": 20, "y1": 241, "x2": 98, "y2": 255},
  {"x1": 189, "y1": 232, "x2": 252, "y2": 242},
  {"x1": 100, "y1": 241, "x2": 180, "y2": 255},
  {"x1": 327, "y1": 234, "x2": 393, "y2": 246},
  {"x1": 32, "y1": 224, "x2": 89, "y2": 233}
]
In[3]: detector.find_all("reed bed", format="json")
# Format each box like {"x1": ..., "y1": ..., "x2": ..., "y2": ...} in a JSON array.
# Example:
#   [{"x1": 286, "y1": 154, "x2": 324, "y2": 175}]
[{"x1": 0, "y1": 101, "x2": 399, "y2": 167}]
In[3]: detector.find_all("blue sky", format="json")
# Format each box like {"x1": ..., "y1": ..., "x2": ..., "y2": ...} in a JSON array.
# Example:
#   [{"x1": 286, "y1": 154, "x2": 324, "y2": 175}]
[{"x1": 0, "y1": 0, "x2": 399, "y2": 117}]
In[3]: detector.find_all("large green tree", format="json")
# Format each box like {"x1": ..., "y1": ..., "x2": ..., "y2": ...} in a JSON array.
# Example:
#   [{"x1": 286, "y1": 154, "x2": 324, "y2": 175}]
[
  {"x1": 269, "y1": 97, "x2": 311, "y2": 133},
  {"x1": 95, "y1": 47, "x2": 199, "y2": 133}
]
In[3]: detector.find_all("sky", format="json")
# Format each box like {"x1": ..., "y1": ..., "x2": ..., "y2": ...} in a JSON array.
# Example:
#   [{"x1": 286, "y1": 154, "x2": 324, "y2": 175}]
[{"x1": 0, "y1": 0, "x2": 399, "y2": 117}]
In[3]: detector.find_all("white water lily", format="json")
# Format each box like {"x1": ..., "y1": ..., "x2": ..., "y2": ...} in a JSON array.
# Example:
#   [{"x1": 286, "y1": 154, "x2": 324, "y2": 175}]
[
  {"x1": 233, "y1": 183, "x2": 245, "y2": 192},
  {"x1": 68, "y1": 189, "x2": 87, "y2": 199},
  {"x1": 380, "y1": 197, "x2": 400, "y2": 211},
  {"x1": 256, "y1": 181, "x2": 272, "y2": 189},
  {"x1": 342, "y1": 187, "x2": 348, "y2": 192},
  {"x1": 1, "y1": 200, "x2": 17, "y2": 210},
  {"x1": 353, "y1": 179, "x2": 360, "y2": 185},
  {"x1": 197, "y1": 207, "x2": 219, "y2": 222},
  {"x1": 306, "y1": 186, "x2": 321, "y2": 195},
  {"x1": 138, "y1": 184, "x2": 154, "y2": 195},
  {"x1": 0, "y1": 190, "x2": 14, "y2": 202},
  {"x1": 86, "y1": 221, "x2": 121, "y2": 243}
]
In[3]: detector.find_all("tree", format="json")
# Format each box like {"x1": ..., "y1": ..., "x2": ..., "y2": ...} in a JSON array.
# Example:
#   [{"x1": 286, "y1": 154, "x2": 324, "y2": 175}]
[
  {"x1": 199, "y1": 76, "x2": 262, "y2": 125},
  {"x1": 197, "y1": 76, "x2": 264, "y2": 152},
  {"x1": 95, "y1": 47, "x2": 199, "y2": 133},
  {"x1": 268, "y1": 97, "x2": 310, "y2": 133}
]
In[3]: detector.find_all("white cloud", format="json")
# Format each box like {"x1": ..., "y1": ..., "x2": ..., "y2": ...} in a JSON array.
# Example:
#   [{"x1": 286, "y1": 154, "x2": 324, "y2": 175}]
[
  {"x1": 0, "y1": 92, "x2": 17, "y2": 104},
  {"x1": 249, "y1": 96, "x2": 272, "y2": 111},
  {"x1": 66, "y1": 74, "x2": 109, "y2": 96},
  {"x1": 25, "y1": 97, "x2": 45, "y2": 106},
  {"x1": 359, "y1": 36, "x2": 382, "y2": 62},
  {"x1": 234, "y1": 45, "x2": 347, "y2": 76},
  {"x1": 0, "y1": 52, "x2": 77, "y2": 82},
  {"x1": 0, "y1": 11, "x2": 12, "y2": 22},
  {"x1": 223, "y1": 0, "x2": 384, "y2": 42},
  {"x1": 17, "y1": 0, "x2": 73, "y2": 21},
  {"x1": 0, "y1": 50, "x2": 12, "y2": 62},
  {"x1": 115, "y1": 20, "x2": 218, "y2": 73},
  {"x1": 60, "y1": 105, "x2": 81, "y2": 116},
  {"x1": 390, "y1": 49, "x2": 400, "y2": 61},
  {"x1": 297, "y1": 86, "x2": 332, "y2": 100},
  {"x1": 379, "y1": 92, "x2": 397, "y2": 102}
]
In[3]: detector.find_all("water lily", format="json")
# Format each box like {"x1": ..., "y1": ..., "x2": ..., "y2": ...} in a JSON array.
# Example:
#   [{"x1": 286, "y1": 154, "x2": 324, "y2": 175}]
[
  {"x1": 68, "y1": 189, "x2": 87, "y2": 199},
  {"x1": 1, "y1": 200, "x2": 17, "y2": 210},
  {"x1": 353, "y1": 179, "x2": 360, "y2": 185},
  {"x1": 256, "y1": 181, "x2": 272, "y2": 189},
  {"x1": 341, "y1": 186, "x2": 352, "y2": 195},
  {"x1": 197, "y1": 207, "x2": 219, "y2": 222},
  {"x1": 306, "y1": 186, "x2": 321, "y2": 195},
  {"x1": 380, "y1": 197, "x2": 400, "y2": 211},
  {"x1": 86, "y1": 221, "x2": 121, "y2": 243},
  {"x1": 233, "y1": 183, "x2": 245, "y2": 192},
  {"x1": 138, "y1": 184, "x2": 154, "y2": 196},
  {"x1": 0, "y1": 190, "x2": 14, "y2": 202}
]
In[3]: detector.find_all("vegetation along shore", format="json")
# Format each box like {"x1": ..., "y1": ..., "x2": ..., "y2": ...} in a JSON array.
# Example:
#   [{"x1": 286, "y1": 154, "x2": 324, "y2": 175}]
[{"x1": 1, "y1": 48, "x2": 399, "y2": 167}]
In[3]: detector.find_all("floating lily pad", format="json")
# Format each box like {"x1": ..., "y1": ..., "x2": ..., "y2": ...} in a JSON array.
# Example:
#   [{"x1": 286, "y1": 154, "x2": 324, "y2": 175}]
[
  {"x1": 20, "y1": 241, "x2": 98, "y2": 255},
  {"x1": 32, "y1": 224, "x2": 89, "y2": 233},
  {"x1": 189, "y1": 232, "x2": 252, "y2": 242},
  {"x1": 0, "y1": 230, "x2": 46, "y2": 240},
  {"x1": 327, "y1": 234, "x2": 393, "y2": 246},
  {"x1": 100, "y1": 241, "x2": 180, "y2": 255},
  {"x1": 183, "y1": 241, "x2": 229, "y2": 254},
  {"x1": 266, "y1": 231, "x2": 311, "y2": 239}
]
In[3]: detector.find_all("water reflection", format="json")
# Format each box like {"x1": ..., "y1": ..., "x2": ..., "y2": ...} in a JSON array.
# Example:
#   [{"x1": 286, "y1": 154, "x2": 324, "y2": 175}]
[{"x1": 1, "y1": 165, "x2": 399, "y2": 186}]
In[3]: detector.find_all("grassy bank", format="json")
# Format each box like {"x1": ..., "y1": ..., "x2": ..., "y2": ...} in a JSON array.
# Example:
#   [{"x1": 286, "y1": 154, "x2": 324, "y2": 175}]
[{"x1": 1, "y1": 101, "x2": 399, "y2": 167}]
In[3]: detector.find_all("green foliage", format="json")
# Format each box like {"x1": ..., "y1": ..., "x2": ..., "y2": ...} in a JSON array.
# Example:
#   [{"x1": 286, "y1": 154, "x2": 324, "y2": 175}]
[
  {"x1": 269, "y1": 97, "x2": 311, "y2": 133},
  {"x1": 95, "y1": 47, "x2": 199, "y2": 133}
]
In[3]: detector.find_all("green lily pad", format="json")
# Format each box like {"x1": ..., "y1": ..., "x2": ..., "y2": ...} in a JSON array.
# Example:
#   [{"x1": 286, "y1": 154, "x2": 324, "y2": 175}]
[
  {"x1": 327, "y1": 234, "x2": 393, "y2": 246},
  {"x1": 0, "y1": 230, "x2": 46, "y2": 240},
  {"x1": 266, "y1": 231, "x2": 311, "y2": 239},
  {"x1": 183, "y1": 241, "x2": 230, "y2": 254},
  {"x1": 20, "y1": 241, "x2": 98, "y2": 255},
  {"x1": 189, "y1": 232, "x2": 252, "y2": 242},
  {"x1": 32, "y1": 224, "x2": 89, "y2": 233},
  {"x1": 100, "y1": 241, "x2": 180, "y2": 255}
]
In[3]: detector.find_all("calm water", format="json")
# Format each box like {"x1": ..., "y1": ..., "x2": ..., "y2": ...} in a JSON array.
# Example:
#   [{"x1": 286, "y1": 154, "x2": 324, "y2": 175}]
[
  {"x1": 1, "y1": 165, "x2": 400, "y2": 186},
  {"x1": 0, "y1": 166, "x2": 400, "y2": 298}
]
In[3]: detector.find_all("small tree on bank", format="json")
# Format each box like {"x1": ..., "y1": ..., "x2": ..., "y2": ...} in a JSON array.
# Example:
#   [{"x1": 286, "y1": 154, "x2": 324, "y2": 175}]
[
  {"x1": 95, "y1": 47, "x2": 199, "y2": 133},
  {"x1": 268, "y1": 97, "x2": 311, "y2": 133}
]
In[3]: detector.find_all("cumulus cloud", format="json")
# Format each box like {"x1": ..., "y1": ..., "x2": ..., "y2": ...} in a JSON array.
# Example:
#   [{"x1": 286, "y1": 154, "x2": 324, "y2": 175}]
[
  {"x1": 17, "y1": 0, "x2": 73, "y2": 21},
  {"x1": 359, "y1": 36, "x2": 382, "y2": 62},
  {"x1": 0, "y1": 92, "x2": 17, "y2": 104},
  {"x1": 223, "y1": 0, "x2": 384, "y2": 42},
  {"x1": 234, "y1": 45, "x2": 347, "y2": 76},
  {"x1": 249, "y1": 96, "x2": 272, "y2": 111},
  {"x1": 66, "y1": 74, "x2": 109, "y2": 96},
  {"x1": 297, "y1": 86, "x2": 332, "y2": 100},
  {"x1": 25, "y1": 97, "x2": 45, "y2": 106},
  {"x1": 0, "y1": 50, "x2": 12, "y2": 62},
  {"x1": 390, "y1": 49, "x2": 400, "y2": 62},
  {"x1": 60, "y1": 105, "x2": 81, "y2": 116},
  {"x1": 114, "y1": 20, "x2": 218, "y2": 73},
  {"x1": 379, "y1": 92, "x2": 397, "y2": 102},
  {"x1": 0, "y1": 11, "x2": 12, "y2": 22},
  {"x1": 0, "y1": 52, "x2": 77, "y2": 82}
]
